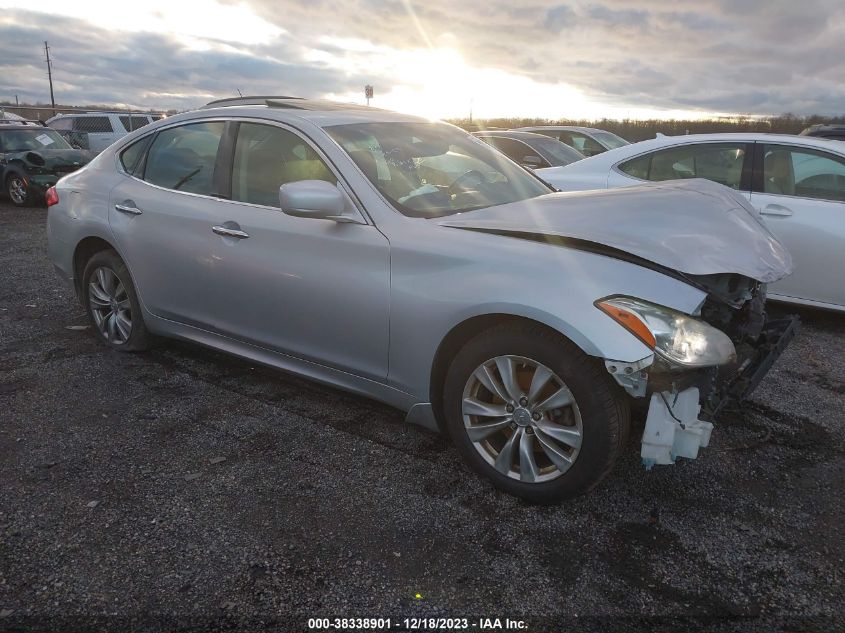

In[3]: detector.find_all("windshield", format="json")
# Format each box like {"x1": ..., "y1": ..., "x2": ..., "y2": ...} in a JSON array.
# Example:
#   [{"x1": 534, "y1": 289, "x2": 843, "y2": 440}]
[
  {"x1": 326, "y1": 122, "x2": 551, "y2": 218},
  {"x1": 528, "y1": 136, "x2": 585, "y2": 166},
  {"x1": 591, "y1": 130, "x2": 629, "y2": 150},
  {"x1": 0, "y1": 128, "x2": 72, "y2": 151}
]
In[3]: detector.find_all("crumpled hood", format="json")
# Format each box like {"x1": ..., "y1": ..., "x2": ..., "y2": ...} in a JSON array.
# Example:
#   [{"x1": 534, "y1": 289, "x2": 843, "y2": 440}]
[{"x1": 438, "y1": 179, "x2": 793, "y2": 283}]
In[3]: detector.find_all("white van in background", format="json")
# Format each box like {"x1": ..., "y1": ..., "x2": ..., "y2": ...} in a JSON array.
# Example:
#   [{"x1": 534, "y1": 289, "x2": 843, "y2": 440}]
[{"x1": 46, "y1": 112, "x2": 163, "y2": 153}]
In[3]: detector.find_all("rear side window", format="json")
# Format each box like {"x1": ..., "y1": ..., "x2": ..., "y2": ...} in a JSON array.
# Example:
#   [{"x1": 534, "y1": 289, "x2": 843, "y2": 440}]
[
  {"x1": 618, "y1": 143, "x2": 748, "y2": 190},
  {"x1": 761, "y1": 145, "x2": 845, "y2": 202},
  {"x1": 231, "y1": 122, "x2": 336, "y2": 207},
  {"x1": 144, "y1": 122, "x2": 224, "y2": 195},
  {"x1": 72, "y1": 117, "x2": 114, "y2": 133},
  {"x1": 119, "y1": 116, "x2": 151, "y2": 132}
]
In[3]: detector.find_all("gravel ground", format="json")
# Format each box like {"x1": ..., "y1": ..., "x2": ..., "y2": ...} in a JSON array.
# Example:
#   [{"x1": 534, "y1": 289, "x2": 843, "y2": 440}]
[{"x1": 0, "y1": 201, "x2": 843, "y2": 632}]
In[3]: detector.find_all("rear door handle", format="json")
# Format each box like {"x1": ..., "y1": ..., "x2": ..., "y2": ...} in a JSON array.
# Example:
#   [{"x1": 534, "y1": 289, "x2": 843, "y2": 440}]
[
  {"x1": 114, "y1": 203, "x2": 142, "y2": 215},
  {"x1": 760, "y1": 203, "x2": 793, "y2": 217},
  {"x1": 212, "y1": 225, "x2": 250, "y2": 239}
]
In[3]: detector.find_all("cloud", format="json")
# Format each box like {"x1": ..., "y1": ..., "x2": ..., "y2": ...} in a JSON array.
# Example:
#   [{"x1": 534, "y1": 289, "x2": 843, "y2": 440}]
[
  {"x1": 241, "y1": 0, "x2": 845, "y2": 115},
  {"x1": 0, "y1": 9, "x2": 363, "y2": 111},
  {"x1": 1, "y1": 0, "x2": 843, "y2": 116}
]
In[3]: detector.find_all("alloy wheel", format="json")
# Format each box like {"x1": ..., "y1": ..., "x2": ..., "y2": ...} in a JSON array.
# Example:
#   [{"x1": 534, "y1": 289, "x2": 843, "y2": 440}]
[
  {"x1": 462, "y1": 355, "x2": 583, "y2": 482},
  {"x1": 8, "y1": 176, "x2": 27, "y2": 205},
  {"x1": 88, "y1": 267, "x2": 132, "y2": 345}
]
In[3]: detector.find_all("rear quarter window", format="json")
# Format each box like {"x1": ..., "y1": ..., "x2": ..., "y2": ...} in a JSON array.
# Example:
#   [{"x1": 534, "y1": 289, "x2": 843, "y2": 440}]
[
  {"x1": 119, "y1": 116, "x2": 151, "y2": 132},
  {"x1": 119, "y1": 136, "x2": 153, "y2": 176},
  {"x1": 72, "y1": 117, "x2": 114, "y2": 133}
]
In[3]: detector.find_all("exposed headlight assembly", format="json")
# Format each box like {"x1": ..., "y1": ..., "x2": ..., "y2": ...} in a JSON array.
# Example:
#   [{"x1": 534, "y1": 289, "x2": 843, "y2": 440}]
[{"x1": 596, "y1": 296, "x2": 736, "y2": 368}]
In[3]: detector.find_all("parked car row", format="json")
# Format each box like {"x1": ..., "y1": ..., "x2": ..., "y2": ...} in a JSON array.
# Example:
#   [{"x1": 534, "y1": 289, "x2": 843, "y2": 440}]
[
  {"x1": 45, "y1": 96, "x2": 799, "y2": 502},
  {"x1": 470, "y1": 125, "x2": 630, "y2": 169}
]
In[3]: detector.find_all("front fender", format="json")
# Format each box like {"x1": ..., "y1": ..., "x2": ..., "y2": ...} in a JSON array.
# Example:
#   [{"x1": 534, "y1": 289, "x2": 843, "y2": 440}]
[{"x1": 386, "y1": 223, "x2": 707, "y2": 401}]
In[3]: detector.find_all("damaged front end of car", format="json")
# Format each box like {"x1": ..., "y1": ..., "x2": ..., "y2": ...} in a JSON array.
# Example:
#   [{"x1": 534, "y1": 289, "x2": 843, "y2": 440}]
[
  {"x1": 601, "y1": 273, "x2": 799, "y2": 468},
  {"x1": 438, "y1": 178, "x2": 799, "y2": 469}
]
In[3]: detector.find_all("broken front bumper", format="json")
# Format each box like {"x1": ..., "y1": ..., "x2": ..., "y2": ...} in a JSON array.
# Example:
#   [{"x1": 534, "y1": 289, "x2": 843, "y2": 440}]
[
  {"x1": 630, "y1": 314, "x2": 800, "y2": 468},
  {"x1": 701, "y1": 314, "x2": 800, "y2": 420}
]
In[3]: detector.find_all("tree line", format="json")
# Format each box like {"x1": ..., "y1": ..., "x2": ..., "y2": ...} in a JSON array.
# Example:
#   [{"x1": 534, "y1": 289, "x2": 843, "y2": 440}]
[{"x1": 449, "y1": 114, "x2": 845, "y2": 142}]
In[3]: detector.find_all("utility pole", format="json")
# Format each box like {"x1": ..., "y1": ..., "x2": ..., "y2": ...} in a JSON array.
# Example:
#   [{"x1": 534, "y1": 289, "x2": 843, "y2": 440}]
[{"x1": 44, "y1": 41, "x2": 55, "y2": 115}]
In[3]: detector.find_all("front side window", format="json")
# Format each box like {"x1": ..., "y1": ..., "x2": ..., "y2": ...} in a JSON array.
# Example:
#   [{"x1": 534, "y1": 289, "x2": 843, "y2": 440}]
[
  {"x1": 483, "y1": 137, "x2": 548, "y2": 167},
  {"x1": 231, "y1": 123, "x2": 336, "y2": 207},
  {"x1": 326, "y1": 122, "x2": 550, "y2": 218},
  {"x1": 618, "y1": 143, "x2": 747, "y2": 189},
  {"x1": 591, "y1": 130, "x2": 629, "y2": 150},
  {"x1": 761, "y1": 145, "x2": 845, "y2": 202},
  {"x1": 559, "y1": 132, "x2": 605, "y2": 156},
  {"x1": 72, "y1": 117, "x2": 114, "y2": 133},
  {"x1": 523, "y1": 136, "x2": 585, "y2": 166},
  {"x1": 144, "y1": 122, "x2": 224, "y2": 195}
]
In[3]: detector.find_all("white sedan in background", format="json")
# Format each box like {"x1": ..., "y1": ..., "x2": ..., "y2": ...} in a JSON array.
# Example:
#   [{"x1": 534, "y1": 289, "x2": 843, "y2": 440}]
[{"x1": 537, "y1": 133, "x2": 845, "y2": 312}]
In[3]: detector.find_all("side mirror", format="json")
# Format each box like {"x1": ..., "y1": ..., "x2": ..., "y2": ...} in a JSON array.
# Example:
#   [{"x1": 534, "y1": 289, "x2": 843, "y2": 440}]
[
  {"x1": 279, "y1": 180, "x2": 363, "y2": 224},
  {"x1": 522, "y1": 155, "x2": 546, "y2": 169}
]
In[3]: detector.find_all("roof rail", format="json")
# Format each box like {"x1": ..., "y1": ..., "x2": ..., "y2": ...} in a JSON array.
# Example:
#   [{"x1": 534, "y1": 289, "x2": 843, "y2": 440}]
[
  {"x1": 0, "y1": 118, "x2": 47, "y2": 127},
  {"x1": 203, "y1": 96, "x2": 303, "y2": 108}
]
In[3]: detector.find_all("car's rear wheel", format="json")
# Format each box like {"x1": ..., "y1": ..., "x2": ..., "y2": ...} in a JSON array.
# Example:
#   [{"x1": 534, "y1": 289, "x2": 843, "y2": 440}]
[
  {"x1": 443, "y1": 322, "x2": 629, "y2": 503},
  {"x1": 6, "y1": 174, "x2": 30, "y2": 207},
  {"x1": 82, "y1": 250, "x2": 152, "y2": 351}
]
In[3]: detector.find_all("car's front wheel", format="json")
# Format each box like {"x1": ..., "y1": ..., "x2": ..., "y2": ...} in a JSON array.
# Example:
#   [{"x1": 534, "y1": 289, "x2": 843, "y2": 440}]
[
  {"x1": 6, "y1": 174, "x2": 31, "y2": 207},
  {"x1": 443, "y1": 322, "x2": 629, "y2": 503},
  {"x1": 82, "y1": 250, "x2": 152, "y2": 351}
]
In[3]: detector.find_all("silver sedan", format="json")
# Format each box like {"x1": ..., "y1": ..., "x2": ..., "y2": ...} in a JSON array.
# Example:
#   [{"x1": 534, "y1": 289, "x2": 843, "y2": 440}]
[{"x1": 46, "y1": 97, "x2": 796, "y2": 503}]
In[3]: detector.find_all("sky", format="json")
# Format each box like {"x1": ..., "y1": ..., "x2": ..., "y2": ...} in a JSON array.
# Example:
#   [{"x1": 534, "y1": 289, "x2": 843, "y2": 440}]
[{"x1": 0, "y1": 0, "x2": 843, "y2": 120}]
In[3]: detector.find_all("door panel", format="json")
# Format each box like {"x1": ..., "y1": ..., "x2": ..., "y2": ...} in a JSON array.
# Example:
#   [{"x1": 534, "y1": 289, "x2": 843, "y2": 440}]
[
  {"x1": 204, "y1": 121, "x2": 390, "y2": 379},
  {"x1": 109, "y1": 177, "x2": 235, "y2": 328},
  {"x1": 109, "y1": 120, "x2": 229, "y2": 328},
  {"x1": 203, "y1": 204, "x2": 390, "y2": 380},
  {"x1": 750, "y1": 143, "x2": 845, "y2": 306}
]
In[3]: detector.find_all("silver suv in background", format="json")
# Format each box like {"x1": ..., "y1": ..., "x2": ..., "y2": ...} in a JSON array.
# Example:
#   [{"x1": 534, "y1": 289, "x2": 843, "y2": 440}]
[{"x1": 46, "y1": 112, "x2": 163, "y2": 153}]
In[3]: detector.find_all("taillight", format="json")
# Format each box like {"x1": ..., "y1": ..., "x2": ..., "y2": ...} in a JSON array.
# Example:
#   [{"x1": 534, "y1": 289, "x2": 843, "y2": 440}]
[{"x1": 45, "y1": 186, "x2": 59, "y2": 207}]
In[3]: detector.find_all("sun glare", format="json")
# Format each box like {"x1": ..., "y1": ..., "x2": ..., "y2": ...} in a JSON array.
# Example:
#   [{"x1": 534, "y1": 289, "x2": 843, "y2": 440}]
[{"x1": 321, "y1": 42, "x2": 725, "y2": 121}]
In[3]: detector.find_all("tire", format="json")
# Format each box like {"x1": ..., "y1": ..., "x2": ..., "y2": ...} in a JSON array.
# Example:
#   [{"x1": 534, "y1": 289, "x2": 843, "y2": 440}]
[
  {"x1": 6, "y1": 174, "x2": 31, "y2": 207},
  {"x1": 443, "y1": 322, "x2": 630, "y2": 504},
  {"x1": 81, "y1": 249, "x2": 152, "y2": 351}
]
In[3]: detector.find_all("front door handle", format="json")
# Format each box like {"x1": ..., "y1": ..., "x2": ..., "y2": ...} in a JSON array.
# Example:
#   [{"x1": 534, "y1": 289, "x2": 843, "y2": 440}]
[
  {"x1": 212, "y1": 225, "x2": 250, "y2": 239},
  {"x1": 114, "y1": 203, "x2": 142, "y2": 215},
  {"x1": 760, "y1": 203, "x2": 793, "y2": 217}
]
